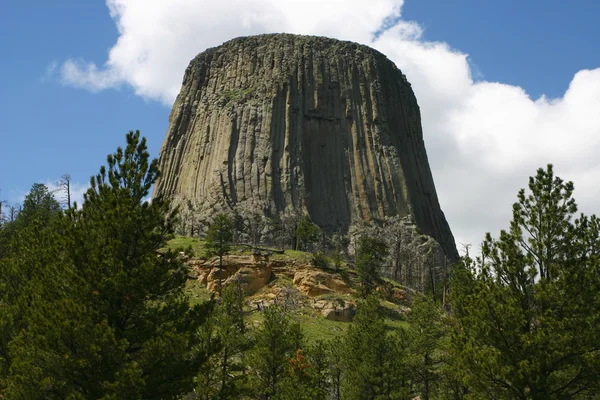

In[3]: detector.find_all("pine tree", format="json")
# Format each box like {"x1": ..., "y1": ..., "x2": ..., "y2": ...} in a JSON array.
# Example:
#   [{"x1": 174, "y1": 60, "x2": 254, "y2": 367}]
[
  {"x1": 449, "y1": 165, "x2": 600, "y2": 399},
  {"x1": 4, "y1": 131, "x2": 213, "y2": 399},
  {"x1": 205, "y1": 213, "x2": 234, "y2": 295},
  {"x1": 0, "y1": 184, "x2": 63, "y2": 392},
  {"x1": 326, "y1": 339, "x2": 344, "y2": 400},
  {"x1": 248, "y1": 305, "x2": 304, "y2": 399},
  {"x1": 196, "y1": 283, "x2": 249, "y2": 399},
  {"x1": 295, "y1": 215, "x2": 320, "y2": 251},
  {"x1": 15, "y1": 183, "x2": 62, "y2": 229},
  {"x1": 355, "y1": 236, "x2": 387, "y2": 296},
  {"x1": 306, "y1": 340, "x2": 332, "y2": 399},
  {"x1": 406, "y1": 295, "x2": 447, "y2": 400},
  {"x1": 342, "y1": 295, "x2": 410, "y2": 399}
]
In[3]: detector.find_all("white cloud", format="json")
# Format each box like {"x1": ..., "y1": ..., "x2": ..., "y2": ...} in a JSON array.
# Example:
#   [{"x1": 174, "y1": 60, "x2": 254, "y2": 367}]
[
  {"x1": 61, "y1": 0, "x2": 403, "y2": 103},
  {"x1": 45, "y1": 180, "x2": 89, "y2": 208},
  {"x1": 60, "y1": 0, "x2": 600, "y2": 251},
  {"x1": 11, "y1": 181, "x2": 89, "y2": 210}
]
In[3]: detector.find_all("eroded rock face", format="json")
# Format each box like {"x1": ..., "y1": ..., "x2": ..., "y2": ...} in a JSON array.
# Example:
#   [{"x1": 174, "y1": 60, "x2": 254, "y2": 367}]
[
  {"x1": 293, "y1": 269, "x2": 354, "y2": 297},
  {"x1": 189, "y1": 255, "x2": 273, "y2": 294},
  {"x1": 154, "y1": 34, "x2": 458, "y2": 261},
  {"x1": 313, "y1": 299, "x2": 356, "y2": 322}
]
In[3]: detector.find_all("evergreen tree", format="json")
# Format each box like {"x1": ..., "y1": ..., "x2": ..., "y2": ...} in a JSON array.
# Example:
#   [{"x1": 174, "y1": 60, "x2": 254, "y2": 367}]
[
  {"x1": 205, "y1": 213, "x2": 234, "y2": 295},
  {"x1": 342, "y1": 295, "x2": 410, "y2": 400},
  {"x1": 295, "y1": 215, "x2": 320, "y2": 251},
  {"x1": 277, "y1": 349, "x2": 318, "y2": 400},
  {"x1": 326, "y1": 339, "x2": 344, "y2": 400},
  {"x1": 406, "y1": 295, "x2": 447, "y2": 400},
  {"x1": 306, "y1": 340, "x2": 332, "y2": 399},
  {"x1": 196, "y1": 302, "x2": 219, "y2": 400},
  {"x1": 248, "y1": 305, "x2": 304, "y2": 399},
  {"x1": 278, "y1": 340, "x2": 334, "y2": 400},
  {"x1": 15, "y1": 183, "x2": 61, "y2": 229},
  {"x1": 4, "y1": 131, "x2": 213, "y2": 399},
  {"x1": 449, "y1": 165, "x2": 600, "y2": 399},
  {"x1": 196, "y1": 283, "x2": 249, "y2": 399},
  {"x1": 215, "y1": 283, "x2": 249, "y2": 398},
  {"x1": 355, "y1": 236, "x2": 387, "y2": 296},
  {"x1": 0, "y1": 184, "x2": 63, "y2": 392}
]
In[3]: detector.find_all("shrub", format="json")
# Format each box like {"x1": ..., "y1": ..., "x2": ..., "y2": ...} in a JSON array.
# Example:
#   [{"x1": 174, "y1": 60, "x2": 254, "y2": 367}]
[{"x1": 311, "y1": 251, "x2": 330, "y2": 269}]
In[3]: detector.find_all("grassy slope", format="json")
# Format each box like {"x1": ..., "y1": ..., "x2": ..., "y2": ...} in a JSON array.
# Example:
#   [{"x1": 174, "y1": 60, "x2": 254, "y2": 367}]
[{"x1": 169, "y1": 236, "x2": 409, "y2": 342}]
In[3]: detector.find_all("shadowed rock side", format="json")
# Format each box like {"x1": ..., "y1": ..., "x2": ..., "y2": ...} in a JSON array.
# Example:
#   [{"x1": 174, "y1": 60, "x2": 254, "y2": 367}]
[{"x1": 154, "y1": 34, "x2": 458, "y2": 261}]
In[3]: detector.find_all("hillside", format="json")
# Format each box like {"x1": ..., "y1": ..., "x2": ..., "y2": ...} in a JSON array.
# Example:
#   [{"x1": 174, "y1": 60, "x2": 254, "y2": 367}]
[{"x1": 166, "y1": 236, "x2": 411, "y2": 341}]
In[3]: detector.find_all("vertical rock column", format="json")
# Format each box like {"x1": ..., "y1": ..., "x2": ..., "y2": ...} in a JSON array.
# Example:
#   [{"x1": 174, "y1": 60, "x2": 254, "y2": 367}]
[{"x1": 154, "y1": 34, "x2": 459, "y2": 262}]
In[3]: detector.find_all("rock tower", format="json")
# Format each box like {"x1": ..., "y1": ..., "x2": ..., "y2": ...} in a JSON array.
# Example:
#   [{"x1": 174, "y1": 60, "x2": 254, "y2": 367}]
[{"x1": 154, "y1": 34, "x2": 458, "y2": 262}]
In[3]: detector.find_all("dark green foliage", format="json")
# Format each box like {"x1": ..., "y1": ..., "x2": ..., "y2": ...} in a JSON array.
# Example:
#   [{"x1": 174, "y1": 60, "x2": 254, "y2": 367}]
[
  {"x1": 406, "y1": 295, "x2": 447, "y2": 400},
  {"x1": 0, "y1": 184, "x2": 60, "y2": 258},
  {"x1": 0, "y1": 203, "x2": 18, "y2": 255},
  {"x1": 338, "y1": 268, "x2": 350, "y2": 285},
  {"x1": 195, "y1": 283, "x2": 249, "y2": 399},
  {"x1": 342, "y1": 295, "x2": 410, "y2": 399},
  {"x1": 449, "y1": 164, "x2": 600, "y2": 399},
  {"x1": 355, "y1": 236, "x2": 387, "y2": 296},
  {"x1": 15, "y1": 183, "x2": 61, "y2": 228},
  {"x1": 312, "y1": 251, "x2": 330, "y2": 270},
  {"x1": 296, "y1": 215, "x2": 320, "y2": 251},
  {"x1": 205, "y1": 213, "x2": 234, "y2": 294},
  {"x1": 8, "y1": 134, "x2": 600, "y2": 400},
  {"x1": 205, "y1": 214, "x2": 234, "y2": 258},
  {"x1": 0, "y1": 184, "x2": 63, "y2": 392},
  {"x1": 2, "y1": 131, "x2": 212, "y2": 399},
  {"x1": 305, "y1": 340, "x2": 331, "y2": 399},
  {"x1": 329, "y1": 233, "x2": 346, "y2": 272},
  {"x1": 248, "y1": 305, "x2": 304, "y2": 399},
  {"x1": 277, "y1": 340, "x2": 337, "y2": 400},
  {"x1": 326, "y1": 339, "x2": 344, "y2": 400}
]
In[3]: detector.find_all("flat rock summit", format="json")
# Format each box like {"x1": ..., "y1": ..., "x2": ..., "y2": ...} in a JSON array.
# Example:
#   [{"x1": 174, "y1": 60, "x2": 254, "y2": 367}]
[{"x1": 154, "y1": 34, "x2": 458, "y2": 262}]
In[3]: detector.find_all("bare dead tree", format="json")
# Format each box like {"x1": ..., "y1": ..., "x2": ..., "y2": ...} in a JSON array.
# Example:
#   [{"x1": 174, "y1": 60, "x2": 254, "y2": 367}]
[
  {"x1": 460, "y1": 242, "x2": 472, "y2": 258},
  {"x1": 0, "y1": 189, "x2": 14, "y2": 226},
  {"x1": 442, "y1": 256, "x2": 448, "y2": 306},
  {"x1": 0, "y1": 200, "x2": 5, "y2": 225},
  {"x1": 382, "y1": 216, "x2": 405, "y2": 282},
  {"x1": 8, "y1": 204, "x2": 20, "y2": 223},
  {"x1": 0, "y1": 189, "x2": 4, "y2": 224},
  {"x1": 58, "y1": 174, "x2": 72, "y2": 209},
  {"x1": 427, "y1": 249, "x2": 437, "y2": 302}
]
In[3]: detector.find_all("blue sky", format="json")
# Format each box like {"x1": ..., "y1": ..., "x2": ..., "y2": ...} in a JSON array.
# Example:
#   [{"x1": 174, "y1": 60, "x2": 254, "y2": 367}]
[
  {"x1": 401, "y1": 0, "x2": 600, "y2": 98},
  {"x1": 0, "y1": 2, "x2": 168, "y2": 202},
  {"x1": 1, "y1": 0, "x2": 599, "y2": 248}
]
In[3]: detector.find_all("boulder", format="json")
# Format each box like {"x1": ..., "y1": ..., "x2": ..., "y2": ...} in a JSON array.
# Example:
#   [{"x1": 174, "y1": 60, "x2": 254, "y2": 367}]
[
  {"x1": 313, "y1": 299, "x2": 356, "y2": 322},
  {"x1": 224, "y1": 265, "x2": 272, "y2": 294},
  {"x1": 293, "y1": 269, "x2": 354, "y2": 297}
]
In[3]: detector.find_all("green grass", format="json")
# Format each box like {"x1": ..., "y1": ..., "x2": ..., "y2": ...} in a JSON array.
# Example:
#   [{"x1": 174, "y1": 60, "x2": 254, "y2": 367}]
[
  {"x1": 245, "y1": 306, "x2": 406, "y2": 343},
  {"x1": 185, "y1": 279, "x2": 213, "y2": 306},
  {"x1": 222, "y1": 87, "x2": 254, "y2": 104},
  {"x1": 385, "y1": 318, "x2": 409, "y2": 332},
  {"x1": 270, "y1": 249, "x2": 313, "y2": 264},
  {"x1": 170, "y1": 235, "x2": 409, "y2": 342},
  {"x1": 164, "y1": 235, "x2": 206, "y2": 257},
  {"x1": 297, "y1": 310, "x2": 349, "y2": 343},
  {"x1": 244, "y1": 307, "x2": 349, "y2": 343}
]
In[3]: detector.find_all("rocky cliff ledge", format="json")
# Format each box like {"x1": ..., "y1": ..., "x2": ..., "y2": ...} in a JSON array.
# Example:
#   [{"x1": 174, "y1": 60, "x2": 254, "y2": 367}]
[{"x1": 154, "y1": 34, "x2": 458, "y2": 261}]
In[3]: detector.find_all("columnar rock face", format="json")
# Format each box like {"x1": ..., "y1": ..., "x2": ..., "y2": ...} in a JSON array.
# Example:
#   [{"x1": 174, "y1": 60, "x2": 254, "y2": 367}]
[{"x1": 154, "y1": 34, "x2": 458, "y2": 261}]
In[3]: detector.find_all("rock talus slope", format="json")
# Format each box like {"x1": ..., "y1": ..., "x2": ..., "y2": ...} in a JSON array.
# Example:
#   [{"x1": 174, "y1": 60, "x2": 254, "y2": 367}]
[{"x1": 154, "y1": 34, "x2": 458, "y2": 261}]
